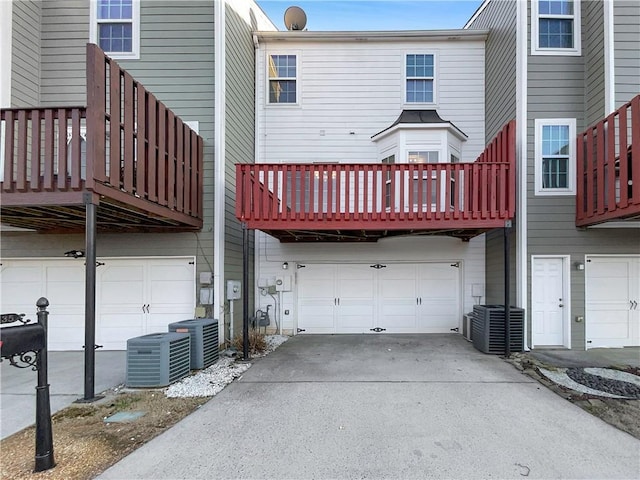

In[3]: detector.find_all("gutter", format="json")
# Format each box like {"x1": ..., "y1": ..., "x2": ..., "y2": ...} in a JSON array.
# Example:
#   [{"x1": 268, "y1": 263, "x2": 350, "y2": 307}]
[{"x1": 255, "y1": 29, "x2": 489, "y2": 43}]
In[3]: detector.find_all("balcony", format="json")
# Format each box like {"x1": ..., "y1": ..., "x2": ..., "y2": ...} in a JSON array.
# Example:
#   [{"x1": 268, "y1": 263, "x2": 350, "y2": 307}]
[
  {"x1": 1, "y1": 44, "x2": 203, "y2": 233},
  {"x1": 236, "y1": 120, "x2": 515, "y2": 242},
  {"x1": 577, "y1": 95, "x2": 639, "y2": 227}
]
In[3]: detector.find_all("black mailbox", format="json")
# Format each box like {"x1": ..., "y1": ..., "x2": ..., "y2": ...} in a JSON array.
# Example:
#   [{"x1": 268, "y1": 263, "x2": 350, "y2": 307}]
[{"x1": 0, "y1": 323, "x2": 46, "y2": 358}]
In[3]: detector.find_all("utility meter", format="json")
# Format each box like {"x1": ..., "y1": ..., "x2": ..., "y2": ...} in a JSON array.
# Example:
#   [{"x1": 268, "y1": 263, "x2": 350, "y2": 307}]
[{"x1": 226, "y1": 280, "x2": 241, "y2": 300}]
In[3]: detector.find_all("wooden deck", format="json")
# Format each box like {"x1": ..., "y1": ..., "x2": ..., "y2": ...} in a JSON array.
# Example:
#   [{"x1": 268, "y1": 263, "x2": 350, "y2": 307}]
[
  {"x1": 236, "y1": 120, "x2": 516, "y2": 242},
  {"x1": 1, "y1": 44, "x2": 203, "y2": 233},
  {"x1": 577, "y1": 95, "x2": 640, "y2": 227}
]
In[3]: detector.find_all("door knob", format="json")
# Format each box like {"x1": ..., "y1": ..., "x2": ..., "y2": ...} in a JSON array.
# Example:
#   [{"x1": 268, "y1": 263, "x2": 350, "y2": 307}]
[{"x1": 559, "y1": 304, "x2": 564, "y2": 308}]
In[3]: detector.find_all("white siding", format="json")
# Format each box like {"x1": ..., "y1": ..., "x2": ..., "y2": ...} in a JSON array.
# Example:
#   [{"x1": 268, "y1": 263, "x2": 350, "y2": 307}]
[
  {"x1": 257, "y1": 39, "x2": 486, "y2": 165},
  {"x1": 255, "y1": 233, "x2": 486, "y2": 334},
  {"x1": 254, "y1": 36, "x2": 487, "y2": 334}
]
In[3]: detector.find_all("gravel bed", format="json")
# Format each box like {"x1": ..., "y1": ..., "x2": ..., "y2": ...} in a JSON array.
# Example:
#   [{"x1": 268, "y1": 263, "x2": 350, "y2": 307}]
[{"x1": 566, "y1": 368, "x2": 640, "y2": 399}]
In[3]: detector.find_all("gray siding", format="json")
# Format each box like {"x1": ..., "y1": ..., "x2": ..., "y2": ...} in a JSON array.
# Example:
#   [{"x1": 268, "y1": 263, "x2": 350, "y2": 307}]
[
  {"x1": 526, "y1": 1, "x2": 639, "y2": 349},
  {"x1": 11, "y1": 0, "x2": 41, "y2": 107},
  {"x1": 466, "y1": 0, "x2": 518, "y2": 305},
  {"x1": 583, "y1": 0, "x2": 605, "y2": 126},
  {"x1": 466, "y1": 0, "x2": 517, "y2": 141},
  {"x1": 224, "y1": 3, "x2": 256, "y2": 338},
  {"x1": 614, "y1": 1, "x2": 640, "y2": 107},
  {"x1": 40, "y1": 0, "x2": 88, "y2": 106},
  {"x1": 2, "y1": 1, "x2": 216, "y2": 313}
]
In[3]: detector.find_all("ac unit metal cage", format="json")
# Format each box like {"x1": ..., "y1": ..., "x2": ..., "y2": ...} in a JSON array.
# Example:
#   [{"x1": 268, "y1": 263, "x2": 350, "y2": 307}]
[
  {"x1": 472, "y1": 304, "x2": 524, "y2": 354},
  {"x1": 126, "y1": 332, "x2": 191, "y2": 387},
  {"x1": 168, "y1": 318, "x2": 219, "y2": 370},
  {"x1": 463, "y1": 313, "x2": 474, "y2": 342}
]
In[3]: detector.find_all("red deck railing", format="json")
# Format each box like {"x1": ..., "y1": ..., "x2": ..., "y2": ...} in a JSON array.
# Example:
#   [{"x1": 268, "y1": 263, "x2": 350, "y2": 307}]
[
  {"x1": 236, "y1": 120, "x2": 516, "y2": 232},
  {"x1": 1, "y1": 44, "x2": 203, "y2": 227},
  {"x1": 577, "y1": 95, "x2": 640, "y2": 227}
]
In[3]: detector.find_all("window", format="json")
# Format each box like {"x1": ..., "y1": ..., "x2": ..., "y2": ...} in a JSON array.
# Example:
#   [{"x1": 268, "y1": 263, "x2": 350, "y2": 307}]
[
  {"x1": 268, "y1": 55, "x2": 297, "y2": 104},
  {"x1": 405, "y1": 54, "x2": 435, "y2": 104},
  {"x1": 535, "y1": 119, "x2": 576, "y2": 195},
  {"x1": 90, "y1": 0, "x2": 140, "y2": 59},
  {"x1": 532, "y1": 0, "x2": 581, "y2": 55}
]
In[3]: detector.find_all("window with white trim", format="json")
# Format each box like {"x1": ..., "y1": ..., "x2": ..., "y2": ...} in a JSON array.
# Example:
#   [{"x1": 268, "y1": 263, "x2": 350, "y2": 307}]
[
  {"x1": 535, "y1": 118, "x2": 576, "y2": 195},
  {"x1": 268, "y1": 54, "x2": 297, "y2": 104},
  {"x1": 405, "y1": 54, "x2": 435, "y2": 104},
  {"x1": 90, "y1": 0, "x2": 140, "y2": 59},
  {"x1": 532, "y1": 0, "x2": 581, "y2": 55}
]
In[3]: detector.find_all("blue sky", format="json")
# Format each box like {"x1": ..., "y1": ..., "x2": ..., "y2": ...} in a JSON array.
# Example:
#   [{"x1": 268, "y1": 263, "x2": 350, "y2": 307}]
[{"x1": 256, "y1": 0, "x2": 483, "y2": 31}]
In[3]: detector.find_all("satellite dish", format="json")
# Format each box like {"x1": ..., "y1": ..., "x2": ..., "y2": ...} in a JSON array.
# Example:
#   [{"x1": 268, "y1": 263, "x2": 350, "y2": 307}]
[{"x1": 284, "y1": 6, "x2": 307, "y2": 31}]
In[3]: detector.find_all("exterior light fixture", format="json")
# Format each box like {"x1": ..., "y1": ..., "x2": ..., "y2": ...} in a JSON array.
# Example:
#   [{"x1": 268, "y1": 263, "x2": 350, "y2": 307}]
[
  {"x1": 64, "y1": 250, "x2": 85, "y2": 259},
  {"x1": 575, "y1": 262, "x2": 585, "y2": 271},
  {"x1": 282, "y1": 262, "x2": 289, "y2": 270}
]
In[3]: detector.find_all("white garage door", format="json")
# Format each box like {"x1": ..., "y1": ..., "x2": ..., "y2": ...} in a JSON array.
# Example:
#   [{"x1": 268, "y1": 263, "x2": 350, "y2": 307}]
[
  {"x1": 0, "y1": 258, "x2": 195, "y2": 351},
  {"x1": 298, "y1": 263, "x2": 460, "y2": 334},
  {"x1": 586, "y1": 256, "x2": 640, "y2": 348}
]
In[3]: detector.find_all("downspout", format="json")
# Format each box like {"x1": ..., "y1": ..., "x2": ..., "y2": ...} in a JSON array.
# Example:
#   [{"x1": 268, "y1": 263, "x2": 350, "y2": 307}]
[
  {"x1": 603, "y1": 0, "x2": 615, "y2": 114},
  {"x1": 516, "y1": 0, "x2": 529, "y2": 349},
  {"x1": 253, "y1": 32, "x2": 260, "y2": 325},
  {"x1": 214, "y1": 0, "x2": 226, "y2": 341},
  {"x1": 0, "y1": 0, "x2": 12, "y2": 108}
]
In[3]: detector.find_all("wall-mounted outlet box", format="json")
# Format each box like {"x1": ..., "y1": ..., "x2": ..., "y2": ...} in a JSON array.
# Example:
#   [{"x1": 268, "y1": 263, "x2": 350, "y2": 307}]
[{"x1": 226, "y1": 280, "x2": 241, "y2": 300}]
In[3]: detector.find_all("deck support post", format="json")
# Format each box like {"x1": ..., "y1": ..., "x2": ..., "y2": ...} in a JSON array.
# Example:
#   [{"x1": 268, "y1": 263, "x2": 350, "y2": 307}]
[
  {"x1": 242, "y1": 222, "x2": 250, "y2": 360},
  {"x1": 81, "y1": 199, "x2": 99, "y2": 401},
  {"x1": 504, "y1": 220, "x2": 512, "y2": 358}
]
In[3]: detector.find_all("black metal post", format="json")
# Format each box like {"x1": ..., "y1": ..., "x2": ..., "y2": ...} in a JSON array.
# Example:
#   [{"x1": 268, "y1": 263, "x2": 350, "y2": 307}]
[
  {"x1": 84, "y1": 201, "x2": 97, "y2": 400},
  {"x1": 242, "y1": 222, "x2": 250, "y2": 360},
  {"x1": 504, "y1": 220, "x2": 512, "y2": 358},
  {"x1": 34, "y1": 297, "x2": 55, "y2": 472}
]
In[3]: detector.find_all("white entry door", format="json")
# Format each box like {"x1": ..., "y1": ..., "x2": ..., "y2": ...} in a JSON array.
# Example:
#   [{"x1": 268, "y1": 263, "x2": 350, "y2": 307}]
[
  {"x1": 531, "y1": 257, "x2": 567, "y2": 347},
  {"x1": 586, "y1": 256, "x2": 640, "y2": 348}
]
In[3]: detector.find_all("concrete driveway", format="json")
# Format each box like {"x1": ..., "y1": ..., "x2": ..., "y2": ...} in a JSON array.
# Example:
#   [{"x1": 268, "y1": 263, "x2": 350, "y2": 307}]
[
  {"x1": 0, "y1": 351, "x2": 125, "y2": 439},
  {"x1": 100, "y1": 334, "x2": 640, "y2": 479}
]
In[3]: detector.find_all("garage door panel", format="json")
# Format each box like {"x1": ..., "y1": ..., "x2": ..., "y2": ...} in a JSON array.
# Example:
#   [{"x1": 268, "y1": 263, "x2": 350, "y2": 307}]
[
  {"x1": 1, "y1": 258, "x2": 195, "y2": 351},
  {"x1": 299, "y1": 304, "x2": 335, "y2": 332},
  {"x1": 587, "y1": 256, "x2": 639, "y2": 348},
  {"x1": 47, "y1": 313, "x2": 85, "y2": 350},
  {"x1": 297, "y1": 262, "x2": 461, "y2": 334}
]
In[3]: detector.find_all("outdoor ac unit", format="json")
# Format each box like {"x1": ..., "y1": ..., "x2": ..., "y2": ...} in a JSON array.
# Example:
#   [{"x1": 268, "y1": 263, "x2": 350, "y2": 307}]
[
  {"x1": 126, "y1": 332, "x2": 191, "y2": 387},
  {"x1": 168, "y1": 318, "x2": 219, "y2": 370},
  {"x1": 472, "y1": 304, "x2": 524, "y2": 354},
  {"x1": 462, "y1": 313, "x2": 474, "y2": 342}
]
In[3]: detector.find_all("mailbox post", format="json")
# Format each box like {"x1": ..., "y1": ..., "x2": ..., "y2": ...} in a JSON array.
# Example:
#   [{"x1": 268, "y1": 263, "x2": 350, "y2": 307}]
[{"x1": 0, "y1": 298, "x2": 55, "y2": 472}]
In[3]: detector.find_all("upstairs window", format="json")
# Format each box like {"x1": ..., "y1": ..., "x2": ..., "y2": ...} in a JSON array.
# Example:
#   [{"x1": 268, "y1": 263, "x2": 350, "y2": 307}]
[
  {"x1": 405, "y1": 54, "x2": 435, "y2": 104},
  {"x1": 535, "y1": 118, "x2": 576, "y2": 195},
  {"x1": 268, "y1": 54, "x2": 297, "y2": 104},
  {"x1": 532, "y1": 0, "x2": 581, "y2": 55},
  {"x1": 90, "y1": 0, "x2": 140, "y2": 59}
]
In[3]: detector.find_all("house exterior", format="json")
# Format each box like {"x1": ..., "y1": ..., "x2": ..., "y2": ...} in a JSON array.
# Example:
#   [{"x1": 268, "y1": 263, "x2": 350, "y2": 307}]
[
  {"x1": 0, "y1": 0, "x2": 275, "y2": 351},
  {"x1": 464, "y1": 0, "x2": 639, "y2": 350},
  {"x1": 237, "y1": 29, "x2": 518, "y2": 336},
  {"x1": 237, "y1": 0, "x2": 638, "y2": 350}
]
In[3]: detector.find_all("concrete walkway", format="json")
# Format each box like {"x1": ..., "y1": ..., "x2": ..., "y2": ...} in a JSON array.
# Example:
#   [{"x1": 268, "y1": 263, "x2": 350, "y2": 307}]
[
  {"x1": 0, "y1": 351, "x2": 125, "y2": 439},
  {"x1": 100, "y1": 335, "x2": 640, "y2": 479}
]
